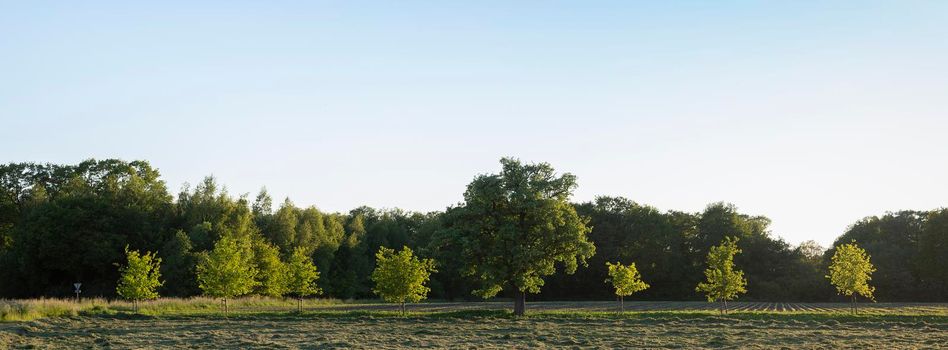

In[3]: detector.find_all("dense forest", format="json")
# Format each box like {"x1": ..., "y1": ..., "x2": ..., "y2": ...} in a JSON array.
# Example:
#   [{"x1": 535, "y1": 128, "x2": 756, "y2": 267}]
[{"x1": 0, "y1": 159, "x2": 945, "y2": 302}]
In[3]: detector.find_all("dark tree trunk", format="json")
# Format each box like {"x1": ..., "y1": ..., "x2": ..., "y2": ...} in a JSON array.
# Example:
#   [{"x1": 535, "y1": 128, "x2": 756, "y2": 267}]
[
  {"x1": 724, "y1": 299, "x2": 728, "y2": 315},
  {"x1": 298, "y1": 298, "x2": 303, "y2": 314},
  {"x1": 514, "y1": 290, "x2": 526, "y2": 316},
  {"x1": 223, "y1": 298, "x2": 228, "y2": 314}
]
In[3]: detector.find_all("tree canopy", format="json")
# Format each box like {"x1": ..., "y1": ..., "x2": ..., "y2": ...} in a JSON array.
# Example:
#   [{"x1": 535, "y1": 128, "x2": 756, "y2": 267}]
[
  {"x1": 196, "y1": 234, "x2": 259, "y2": 311},
  {"x1": 827, "y1": 241, "x2": 875, "y2": 313},
  {"x1": 605, "y1": 261, "x2": 649, "y2": 311},
  {"x1": 0, "y1": 159, "x2": 946, "y2": 304},
  {"x1": 453, "y1": 158, "x2": 595, "y2": 315},
  {"x1": 116, "y1": 246, "x2": 163, "y2": 309},
  {"x1": 286, "y1": 246, "x2": 322, "y2": 312},
  {"x1": 370, "y1": 246, "x2": 436, "y2": 314},
  {"x1": 696, "y1": 237, "x2": 747, "y2": 314},
  {"x1": 252, "y1": 238, "x2": 289, "y2": 298}
]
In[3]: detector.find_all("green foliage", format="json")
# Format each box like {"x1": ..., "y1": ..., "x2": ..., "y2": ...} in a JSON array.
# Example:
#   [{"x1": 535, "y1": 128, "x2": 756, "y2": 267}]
[
  {"x1": 605, "y1": 261, "x2": 649, "y2": 297},
  {"x1": 158, "y1": 230, "x2": 200, "y2": 296},
  {"x1": 251, "y1": 188, "x2": 273, "y2": 217},
  {"x1": 252, "y1": 237, "x2": 289, "y2": 297},
  {"x1": 176, "y1": 177, "x2": 257, "y2": 252},
  {"x1": 116, "y1": 246, "x2": 163, "y2": 303},
  {"x1": 541, "y1": 197, "x2": 696, "y2": 301},
  {"x1": 0, "y1": 159, "x2": 946, "y2": 304},
  {"x1": 287, "y1": 247, "x2": 322, "y2": 298},
  {"x1": 268, "y1": 198, "x2": 300, "y2": 256},
  {"x1": 421, "y1": 207, "x2": 477, "y2": 301},
  {"x1": 696, "y1": 237, "x2": 747, "y2": 309},
  {"x1": 0, "y1": 160, "x2": 172, "y2": 297},
  {"x1": 695, "y1": 202, "x2": 812, "y2": 302},
  {"x1": 919, "y1": 209, "x2": 948, "y2": 299},
  {"x1": 328, "y1": 213, "x2": 371, "y2": 298},
  {"x1": 828, "y1": 212, "x2": 923, "y2": 301},
  {"x1": 827, "y1": 241, "x2": 876, "y2": 302},
  {"x1": 196, "y1": 234, "x2": 259, "y2": 300},
  {"x1": 371, "y1": 246, "x2": 436, "y2": 309},
  {"x1": 455, "y1": 158, "x2": 595, "y2": 313}
]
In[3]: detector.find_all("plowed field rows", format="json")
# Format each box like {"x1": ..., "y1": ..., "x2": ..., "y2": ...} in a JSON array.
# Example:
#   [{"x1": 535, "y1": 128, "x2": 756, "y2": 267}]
[{"x1": 312, "y1": 300, "x2": 948, "y2": 315}]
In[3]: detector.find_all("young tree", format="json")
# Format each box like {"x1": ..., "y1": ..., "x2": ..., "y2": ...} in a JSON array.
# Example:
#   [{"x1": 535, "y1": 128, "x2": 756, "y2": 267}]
[
  {"x1": 605, "y1": 261, "x2": 649, "y2": 312},
  {"x1": 116, "y1": 246, "x2": 164, "y2": 312},
  {"x1": 455, "y1": 158, "x2": 595, "y2": 316},
  {"x1": 827, "y1": 241, "x2": 876, "y2": 314},
  {"x1": 196, "y1": 234, "x2": 259, "y2": 313},
  {"x1": 252, "y1": 238, "x2": 289, "y2": 298},
  {"x1": 371, "y1": 246, "x2": 436, "y2": 315},
  {"x1": 696, "y1": 236, "x2": 747, "y2": 314},
  {"x1": 286, "y1": 246, "x2": 322, "y2": 313}
]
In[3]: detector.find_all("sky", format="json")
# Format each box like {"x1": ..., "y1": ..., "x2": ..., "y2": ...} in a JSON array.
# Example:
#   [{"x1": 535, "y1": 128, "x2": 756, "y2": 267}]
[{"x1": 2, "y1": 1, "x2": 946, "y2": 247}]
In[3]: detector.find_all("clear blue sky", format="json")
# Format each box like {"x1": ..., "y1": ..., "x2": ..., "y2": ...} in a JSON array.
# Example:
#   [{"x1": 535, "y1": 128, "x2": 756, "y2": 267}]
[{"x1": 2, "y1": 1, "x2": 946, "y2": 247}]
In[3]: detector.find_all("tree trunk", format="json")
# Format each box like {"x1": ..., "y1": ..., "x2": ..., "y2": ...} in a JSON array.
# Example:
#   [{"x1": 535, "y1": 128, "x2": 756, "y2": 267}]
[
  {"x1": 298, "y1": 298, "x2": 303, "y2": 314},
  {"x1": 513, "y1": 290, "x2": 526, "y2": 316},
  {"x1": 223, "y1": 298, "x2": 228, "y2": 314},
  {"x1": 852, "y1": 295, "x2": 856, "y2": 315},
  {"x1": 723, "y1": 299, "x2": 728, "y2": 315},
  {"x1": 620, "y1": 296, "x2": 625, "y2": 312}
]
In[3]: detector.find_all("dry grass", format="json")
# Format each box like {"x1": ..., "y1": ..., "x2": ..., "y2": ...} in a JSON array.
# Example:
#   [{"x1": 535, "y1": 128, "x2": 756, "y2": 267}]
[
  {"x1": 0, "y1": 296, "x2": 346, "y2": 321},
  {"x1": 0, "y1": 298, "x2": 109, "y2": 322}
]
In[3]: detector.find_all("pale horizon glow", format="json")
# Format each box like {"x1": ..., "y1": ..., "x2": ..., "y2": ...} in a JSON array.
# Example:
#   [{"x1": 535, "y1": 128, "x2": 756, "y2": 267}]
[{"x1": 2, "y1": 1, "x2": 947, "y2": 247}]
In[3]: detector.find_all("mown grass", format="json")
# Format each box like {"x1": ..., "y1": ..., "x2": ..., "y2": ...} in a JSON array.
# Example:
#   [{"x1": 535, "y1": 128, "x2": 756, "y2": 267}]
[
  {"x1": 535, "y1": 307, "x2": 948, "y2": 318},
  {"x1": 4, "y1": 307, "x2": 946, "y2": 349},
  {"x1": 2, "y1": 300, "x2": 946, "y2": 349}
]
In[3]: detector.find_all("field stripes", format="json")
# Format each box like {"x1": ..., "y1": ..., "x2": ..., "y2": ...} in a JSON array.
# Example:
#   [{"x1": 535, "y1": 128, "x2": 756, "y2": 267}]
[{"x1": 303, "y1": 301, "x2": 948, "y2": 314}]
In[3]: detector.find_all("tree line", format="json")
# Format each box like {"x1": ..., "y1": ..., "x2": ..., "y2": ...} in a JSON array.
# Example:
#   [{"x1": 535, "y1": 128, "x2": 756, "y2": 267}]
[{"x1": 1, "y1": 159, "x2": 945, "y2": 305}]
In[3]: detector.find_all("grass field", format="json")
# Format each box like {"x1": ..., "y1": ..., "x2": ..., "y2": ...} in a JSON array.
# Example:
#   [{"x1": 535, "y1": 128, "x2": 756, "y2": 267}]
[{"x1": 2, "y1": 300, "x2": 946, "y2": 349}]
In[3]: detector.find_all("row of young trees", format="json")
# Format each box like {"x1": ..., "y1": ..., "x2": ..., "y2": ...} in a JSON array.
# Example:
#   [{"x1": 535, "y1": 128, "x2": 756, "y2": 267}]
[
  {"x1": 116, "y1": 241, "x2": 433, "y2": 314},
  {"x1": 0, "y1": 159, "x2": 945, "y2": 311},
  {"x1": 605, "y1": 237, "x2": 876, "y2": 315},
  {"x1": 118, "y1": 230, "x2": 876, "y2": 316},
  {"x1": 194, "y1": 235, "x2": 322, "y2": 313}
]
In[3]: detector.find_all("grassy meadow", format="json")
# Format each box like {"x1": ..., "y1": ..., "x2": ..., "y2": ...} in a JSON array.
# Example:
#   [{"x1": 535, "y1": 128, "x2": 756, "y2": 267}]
[{"x1": 2, "y1": 299, "x2": 946, "y2": 349}]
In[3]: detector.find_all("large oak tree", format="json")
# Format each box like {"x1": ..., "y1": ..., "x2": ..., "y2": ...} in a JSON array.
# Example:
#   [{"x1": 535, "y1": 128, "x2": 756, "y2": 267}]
[{"x1": 455, "y1": 158, "x2": 595, "y2": 316}]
